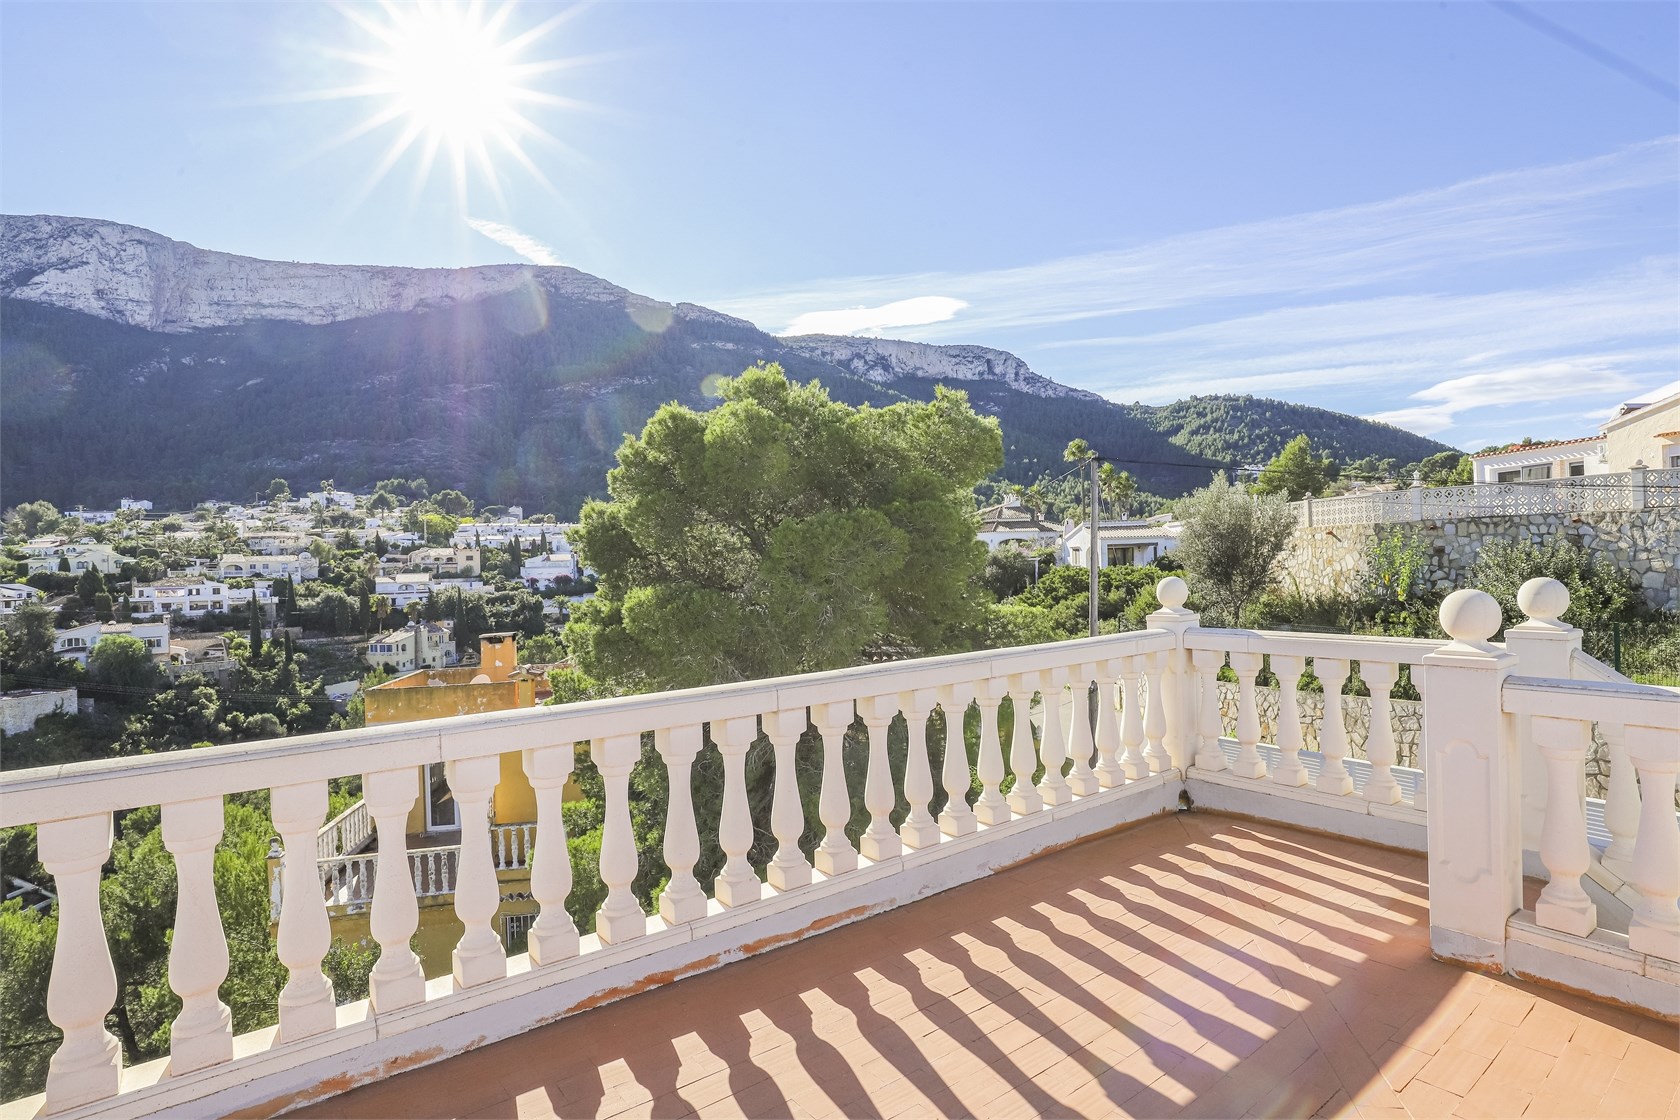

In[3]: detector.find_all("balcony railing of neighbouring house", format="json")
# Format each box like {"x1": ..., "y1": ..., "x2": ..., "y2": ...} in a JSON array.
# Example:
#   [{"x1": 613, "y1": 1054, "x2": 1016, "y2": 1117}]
[
  {"x1": 1294, "y1": 465, "x2": 1680, "y2": 529},
  {"x1": 306, "y1": 823, "x2": 534, "y2": 910},
  {"x1": 1, "y1": 576, "x2": 1674, "y2": 1120}
]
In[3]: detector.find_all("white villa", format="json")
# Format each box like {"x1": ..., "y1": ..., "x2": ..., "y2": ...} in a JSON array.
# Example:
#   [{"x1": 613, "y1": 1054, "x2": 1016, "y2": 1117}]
[
  {"x1": 215, "y1": 553, "x2": 319, "y2": 581},
  {"x1": 1471, "y1": 389, "x2": 1679, "y2": 483},
  {"x1": 0, "y1": 582, "x2": 45, "y2": 615},
  {"x1": 405, "y1": 546, "x2": 481, "y2": 577},
  {"x1": 54, "y1": 619, "x2": 171, "y2": 665},
  {"x1": 1059, "y1": 518, "x2": 1181, "y2": 569},
  {"x1": 374, "y1": 572, "x2": 436, "y2": 609},
  {"x1": 975, "y1": 497, "x2": 1060, "y2": 552},
  {"x1": 132, "y1": 577, "x2": 273, "y2": 619},
  {"x1": 23, "y1": 543, "x2": 131, "y2": 576},
  {"x1": 364, "y1": 620, "x2": 457, "y2": 672},
  {"x1": 520, "y1": 551, "x2": 579, "y2": 587}
]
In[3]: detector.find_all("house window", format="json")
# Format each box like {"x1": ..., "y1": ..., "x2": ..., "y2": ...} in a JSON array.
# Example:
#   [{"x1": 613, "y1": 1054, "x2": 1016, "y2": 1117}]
[
  {"x1": 1567, "y1": 462, "x2": 1584, "y2": 477},
  {"x1": 1106, "y1": 545, "x2": 1135, "y2": 567},
  {"x1": 1070, "y1": 548, "x2": 1082, "y2": 565},
  {"x1": 1522, "y1": 465, "x2": 1552, "y2": 481},
  {"x1": 425, "y1": 763, "x2": 458, "y2": 831},
  {"x1": 1496, "y1": 470, "x2": 1520, "y2": 483},
  {"x1": 1670, "y1": 453, "x2": 1680, "y2": 469}
]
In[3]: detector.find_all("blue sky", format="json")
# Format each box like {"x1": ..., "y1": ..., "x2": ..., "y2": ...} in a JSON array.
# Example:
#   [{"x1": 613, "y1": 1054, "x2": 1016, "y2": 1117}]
[{"x1": 3, "y1": 1, "x2": 1676, "y2": 451}]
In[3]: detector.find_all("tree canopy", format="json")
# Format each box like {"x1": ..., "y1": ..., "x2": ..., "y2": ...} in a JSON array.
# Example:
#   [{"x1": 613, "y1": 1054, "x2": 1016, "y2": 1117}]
[
  {"x1": 565, "y1": 363, "x2": 1002, "y2": 690},
  {"x1": 1251, "y1": 434, "x2": 1335, "y2": 500},
  {"x1": 1174, "y1": 474, "x2": 1297, "y2": 625}
]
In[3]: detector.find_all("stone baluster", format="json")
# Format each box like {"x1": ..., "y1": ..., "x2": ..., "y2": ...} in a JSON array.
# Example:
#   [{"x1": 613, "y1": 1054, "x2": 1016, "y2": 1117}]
[
  {"x1": 271, "y1": 782, "x2": 335, "y2": 1043},
  {"x1": 938, "y1": 685, "x2": 978, "y2": 837},
  {"x1": 859, "y1": 696, "x2": 902, "y2": 860},
  {"x1": 593, "y1": 733, "x2": 647, "y2": 941},
  {"x1": 1007, "y1": 673, "x2": 1044, "y2": 814},
  {"x1": 1191, "y1": 649, "x2": 1228, "y2": 772},
  {"x1": 814, "y1": 702, "x2": 859, "y2": 874},
  {"x1": 1315, "y1": 658, "x2": 1354, "y2": 794},
  {"x1": 1142, "y1": 651, "x2": 1170, "y2": 773},
  {"x1": 768, "y1": 709, "x2": 814, "y2": 889},
  {"x1": 445, "y1": 755, "x2": 506, "y2": 988},
  {"x1": 974, "y1": 677, "x2": 1012, "y2": 826},
  {"x1": 1599, "y1": 721, "x2": 1638, "y2": 879},
  {"x1": 39, "y1": 814, "x2": 120, "y2": 1113},
  {"x1": 900, "y1": 689, "x2": 941, "y2": 848},
  {"x1": 1146, "y1": 577, "x2": 1200, "y2": 770},
  {"x1": 652, "y1": 725, "x2": 706, "y2": 923},
  {"x1": 522, "y1": 741, "x2": 581, "y2": 961},
  {"x1": 1036, "y1": 669, "x2": 1072, "y2": 806},
  {"x1": 364, "y1": 767, "x2": 425, "y2": 1012},
  {"x1": 713, "y1": 717, "x2": 761, "y2": 906},
  {"x1": 1625, "y1": 724, "x2": 1680, "y2": 961},
  {"x1": 1230, "y1": 652, "x2": 1267, "y2": 779},
  {"x1": 1065, "y1": 667, "x2": 1099, "y2": 796},
  {"x1": 1093, "y1": 663, "x2": 1126, "y2": 787},
  {"x1": 1270, "y1": 654, "x2": 1308, "y2": 787},
  {"x1": 1362, "y1": 661, "x2": 1402, "y2": 804},
  {"x1": 1530, "y1": 716, "x2": 1597, "y2": 937},
  {"x1": 1118, "y1": 656, "x2": 1148, "y2": 779},
  {"x1": 162, "y1": 797, "x2": 233, "y2": 1074}
]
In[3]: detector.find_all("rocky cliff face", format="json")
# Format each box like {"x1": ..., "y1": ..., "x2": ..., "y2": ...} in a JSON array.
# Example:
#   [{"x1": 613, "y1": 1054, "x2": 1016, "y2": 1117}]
[
  {"x1": 779, "y1": 334, "x2": 1102, "y2": 402},
  {"x1": 0, "y1": 214, "x2": 743, "y2": 334}
]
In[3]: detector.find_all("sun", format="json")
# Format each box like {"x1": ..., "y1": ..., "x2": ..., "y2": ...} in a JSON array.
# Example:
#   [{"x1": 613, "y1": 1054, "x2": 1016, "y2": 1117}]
[{"x1": 316, "y1": 0, "x2": 580, "y2": 207}]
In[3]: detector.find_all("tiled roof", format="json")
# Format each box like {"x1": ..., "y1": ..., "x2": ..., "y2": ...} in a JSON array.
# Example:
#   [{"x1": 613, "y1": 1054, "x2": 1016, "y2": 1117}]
[{"x1": 1470, "y1": 435, "x2": 1602, "y2": 459}]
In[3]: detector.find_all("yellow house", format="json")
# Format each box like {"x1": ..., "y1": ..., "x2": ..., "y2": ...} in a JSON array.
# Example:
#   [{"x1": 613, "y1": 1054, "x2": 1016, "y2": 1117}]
[{"x1": 304, "y1": 633, "x2": 554, "y2": 978}]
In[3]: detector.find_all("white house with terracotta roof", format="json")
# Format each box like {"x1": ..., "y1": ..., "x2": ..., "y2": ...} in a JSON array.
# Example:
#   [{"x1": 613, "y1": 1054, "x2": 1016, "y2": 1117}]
[
  {"x1": 1470, "y1": 389, "x2": 1679, "y2": 483},
  {"x1": 1058, "y1": 518, "x2": 1180, "y2": 568},
  {"x1": 975, "y1": 497, "x2": 1060, "y2": 552},
  {"x1": 1470, "y1": 435, "x2": 1605, "y2": 484}
]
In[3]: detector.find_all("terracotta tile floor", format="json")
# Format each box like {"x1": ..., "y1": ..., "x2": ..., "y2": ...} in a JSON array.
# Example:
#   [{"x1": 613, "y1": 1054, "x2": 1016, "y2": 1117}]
[{"x1": 296, "y1": 815, "x2": 1679, "y2": 1120}]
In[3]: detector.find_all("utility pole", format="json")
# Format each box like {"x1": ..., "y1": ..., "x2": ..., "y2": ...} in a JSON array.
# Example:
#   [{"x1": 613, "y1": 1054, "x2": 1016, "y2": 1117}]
[{"x1": 1088, "y1": 455, "x2": 1101, "y2": 638}]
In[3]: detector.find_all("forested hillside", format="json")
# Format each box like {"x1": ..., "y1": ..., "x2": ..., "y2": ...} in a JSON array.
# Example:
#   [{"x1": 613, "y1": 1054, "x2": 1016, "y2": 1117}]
[{"x1": 1133, "y1": 395, "x2": 1453, "y2": 472}]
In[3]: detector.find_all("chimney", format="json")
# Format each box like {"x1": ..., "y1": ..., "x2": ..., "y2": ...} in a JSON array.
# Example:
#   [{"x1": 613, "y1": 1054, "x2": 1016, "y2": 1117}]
[{"x1": 479, "y1": 633, "x2": 517, "y2": 683}]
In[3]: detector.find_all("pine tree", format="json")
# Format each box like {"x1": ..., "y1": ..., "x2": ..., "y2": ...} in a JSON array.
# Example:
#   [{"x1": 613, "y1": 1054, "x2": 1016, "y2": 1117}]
[{"x1": 247, "y1": 597, "x2": 264, "y2": 659}]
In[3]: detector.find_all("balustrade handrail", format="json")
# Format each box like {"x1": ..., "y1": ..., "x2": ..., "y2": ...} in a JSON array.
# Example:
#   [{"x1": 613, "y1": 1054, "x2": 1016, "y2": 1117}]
[
  {"x1": 0, "y1": 627, "x2": 1178, "y2": 829},
  {"x1": 1185, "y1": 627, "x2": 1445, "y2": 663},
  {"x1": 1568, "y1": 648, "x2": 1634, "y2": 686},
  {"x1": 1502, "y1": 674, "x2": 1680, "y2": 738},
  {"x1": 315, "y1": 797, "x2": 371, "y2": 860}
]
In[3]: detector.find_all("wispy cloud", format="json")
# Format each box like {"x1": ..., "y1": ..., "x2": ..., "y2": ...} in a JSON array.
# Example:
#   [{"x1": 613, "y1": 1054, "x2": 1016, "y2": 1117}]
[
  {"x1": 466, "y1": 217, "x2": 563, "y2": 266},
  {"x1": 783, "y1": 296, "x2": 966, "y2": 337}
]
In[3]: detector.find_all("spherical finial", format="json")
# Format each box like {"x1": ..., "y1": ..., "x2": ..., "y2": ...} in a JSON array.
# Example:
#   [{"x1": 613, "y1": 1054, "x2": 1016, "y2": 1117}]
[
  {"x1": 1439, "y1": 588, "x2": 1501, "y2": 646},
  {"x1": 1516, "y1": 577, "x2": 1570, "y2": 625},
  {"x1": 1156, "y1": 576, "x2": 1189, "y2": 610}
]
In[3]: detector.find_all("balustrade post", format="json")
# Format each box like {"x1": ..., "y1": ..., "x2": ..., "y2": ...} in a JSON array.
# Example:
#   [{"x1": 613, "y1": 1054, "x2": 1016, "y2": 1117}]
[
  {"x1": 1530, "y1": 716, "x2": 1597, "y2": 937},
  {"x1": 651, "y1": 726, "x2": 706, "y2": 924},
  {"x1": 1361, "y1": 661, "x2": 1402, "y2": 804},
  {"x1": 1270, "y1": 654, "x2": 1308, "y2": 786},
  {"x1": 814, "y1": 702, "x2": 859, "y2": 874},
  {"x1": 860, "y1": 696, "x2": 903, "y2": 860},
  {"x1": 162, "y1": 796, "x2": 233, "y2": 1074},
  {"x1": 1065, "y1": 667, "x2": 1099, "y2": 795},
  {"x1": 974, "y1": 677, "x2": 1012, "y2": 826},
  {"x1": 1146, "y1": 576, "x2": 1199, "y2": 771},
  {"x1": 1230, "y1": 651, "x2": 1267, "y2": 779},
  {"x1": 594, "y1": 732, "x2": 649, "y2": 940},
  {"x1": 522, "y1": 742, "x2": 581, "y2": 961},
  {"x1": 1315, "y1": 658, "x2": 1354, "y2": 795},
  {"x1": 445, "y1": 754, "x2": 506, "y2": 988},
  {"x1": 1007, "y1": 674, "x2": 1045, "y2": 814},
  {"x1": 1118, "y1": 656, "x2": 1148, "y2": 779},
  {"x1": 38, "y1": 814, "x2": 120, "y2": 1114},
  {"x1": 1505, "y1": 578, "x2": 1581, "y2": 851},
  {"x1": 364, "y1": 767, "x2": 425, "y2": 1011},
  {"x1": 1600, "y1": 721, "x2": 1638, "y2": 879},
  {"x1": 900, "y1": 689, "x2": 942, "y2": 847},
  {"x1": 1191, "y1": 649, "x2": 1228, "y2": 772},
  {"x1": 1142, "y1": 651, "x2": 1170, "y2": 773},
  {"x1": 1093, "y1": 663, "x2": 1126, "y2": 788},
  {"x1": 1624, "y1": 723, "x2": 1680, "y2": 961},
  {"x1": 271, "y1": 782, "x2": 336, "y2": 1043},
  {"x1": 1422, "y1": 590, "x2": 1521, "y2": 968},
  {"x1": 1036, "y1": 670, "x2": 1072, "y2": 806},
  {"x1": 713, "y1": 717, "x2": 762, "y2": 905},
  {"x1": 938, "y1": 685, "x2": 978, "y2": 837},
  {"x1": 769, "y1": 709, "x2": 815, "y2": 888}
]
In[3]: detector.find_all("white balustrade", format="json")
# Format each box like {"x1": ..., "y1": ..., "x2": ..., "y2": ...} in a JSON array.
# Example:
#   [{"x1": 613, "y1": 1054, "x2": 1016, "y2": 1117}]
[
  {"x1": 1191, "y1": 649, "x2": 1227, "y2": 772},
  {"x1": 445, "y1": 755, "x2": 507, "y2": 988},
  {"x1": 38, "y1": 813, "x2": 120, "y2": 1113},
  {"x1": 938, "y1": 685, "x2": 978, "y2": 837},
  {"x1": 1065, "y1": 667, "x2": 1099, "y2": 796},
  {"x1": 162, "y1": 796, "x2": 234, "y2": 1073},
  {"x1": 1361, "y1": 661, "x2": 1402, "y2": 804},
  {"x1": 1118, "y1": 657, "x2": 1148, "y2": 779},
  {"x1": 974, "y1": 678, "x2": 1011, "y2": 826},
  {"x1": 523, "y1": 741, "x2": 581, "y2": 962},
  {"x1": 859, "y1": 696, "x2": 902, "y2": 860},
  {"x1": 1093, "y1": 663, "x2": 1125, "y2": 787},
  {"x1": 713, "y1": 718, "x2": 761, "y2": 906},
  {"x1": 1035, "y1": 670, "x2": 1072, "y2": 806},
  {"x1": 594, "y1": 733, "x2": 648, "y2": 941},
  {"x1": 769, "y1": 709, "x2": 814, "y2": 888},
  {"x1": 814, "y1": 701, "x2": 859, "y2": 874},
  {"x1": 1006, "y1": 674, "x2": 1044, "y2": 815},
  {"x1": 1270, "y1": 654, "x2": 1308, "y2": 787},
  {"x1": 1530, "y1": 716, "x2": 1597, "y2": 937},
  {"x1": 900, "y1": 689, "x2": 942, "y2": 847},
  {"x1": 364, "y1": 767, "x2": 425, "y2": 1012},
  {"x1": 272, "y1": 782, "x2": 336, "y2": 1043},
  {"x1": 1314, "y1": 658, "x2": 1354, "y2": 795},
  {"x1": 1624, "y1": 724, "x2": 1680, "y2": 961},
  {"x1": 1229, "y1": 651, "x2": 1266, "y2": 779},
  {"x1": 653, "y1": 726, "x2": 706, "y2": 925}
]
